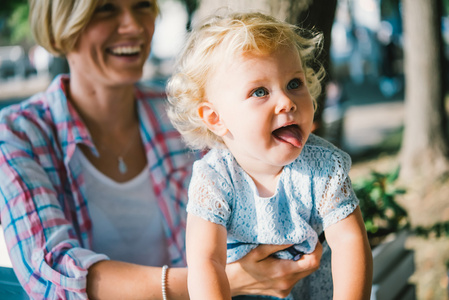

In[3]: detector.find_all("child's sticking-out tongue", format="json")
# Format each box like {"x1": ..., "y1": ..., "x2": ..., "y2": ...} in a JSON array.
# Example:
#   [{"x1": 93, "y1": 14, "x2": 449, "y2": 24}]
[{"x1": 273, "y1": 125, "x2": 303, "y2": 148}]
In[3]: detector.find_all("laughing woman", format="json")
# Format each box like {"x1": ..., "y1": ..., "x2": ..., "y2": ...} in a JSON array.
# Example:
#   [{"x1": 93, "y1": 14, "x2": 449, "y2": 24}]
[{"x1": 0, "y1": 0, "x2": 322, "y2": 299}]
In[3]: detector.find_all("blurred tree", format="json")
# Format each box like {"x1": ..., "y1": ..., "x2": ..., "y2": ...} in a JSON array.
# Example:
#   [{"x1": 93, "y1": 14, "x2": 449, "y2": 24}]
[
  {"x1": 0, "y1": 0, "x2": 31, "y2": 45},
  {"x1": 400, "y1": 0, "x2": 449, "y2": 180},
  {"x1": 291, "y1": 0, "x2": 337, "y2": 137},
  {"x1": 180, "y1": 0, "x2": 200, "y2": 30}
]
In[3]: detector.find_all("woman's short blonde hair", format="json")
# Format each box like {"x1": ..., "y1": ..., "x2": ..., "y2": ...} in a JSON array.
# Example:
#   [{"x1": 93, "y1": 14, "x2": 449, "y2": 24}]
[
  {"x1": 29, "y1": 0, "x2": 159, "y2": 56},
  {"x1": 167, "y1": 11, "x2": 325, "y2": 150}
]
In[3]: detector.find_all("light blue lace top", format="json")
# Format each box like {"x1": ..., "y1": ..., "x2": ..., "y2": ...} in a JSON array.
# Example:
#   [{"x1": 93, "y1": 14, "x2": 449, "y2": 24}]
[{"x1": 187, "y1": 134, "x2": 359, "y2": 264}]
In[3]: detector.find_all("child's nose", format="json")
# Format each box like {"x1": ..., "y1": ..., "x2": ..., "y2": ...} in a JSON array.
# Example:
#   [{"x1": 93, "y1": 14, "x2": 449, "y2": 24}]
[{"x1": 275, "y1": 93, "x2": 297, "y2": 114}]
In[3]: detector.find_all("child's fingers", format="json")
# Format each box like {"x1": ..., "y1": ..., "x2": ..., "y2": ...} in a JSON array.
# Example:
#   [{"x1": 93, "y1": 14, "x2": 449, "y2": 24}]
[
  {"x1": 295, "y1": 242, "x2": 322, "y2": 273},
  {"x1": 247, "y1": 244, "x2": 294, "y2": 261}
]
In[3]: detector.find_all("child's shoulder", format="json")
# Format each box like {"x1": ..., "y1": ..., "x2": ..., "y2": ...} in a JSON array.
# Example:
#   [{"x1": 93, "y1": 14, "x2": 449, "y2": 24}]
[
  {"x1": 299, "y1": 133, "x2": 352, "y2": 172},
  {"x1": 193, "y1": 148, "x2": 235, "y2": 176},
  {"x1": 200, "y1": 148, "x2": 233, "y2": 163}
]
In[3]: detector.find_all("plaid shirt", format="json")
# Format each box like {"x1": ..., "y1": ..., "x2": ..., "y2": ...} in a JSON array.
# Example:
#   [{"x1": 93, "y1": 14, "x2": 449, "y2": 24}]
[{"x1": 0, "y1": 75, "x2": 197, "y2": 299}]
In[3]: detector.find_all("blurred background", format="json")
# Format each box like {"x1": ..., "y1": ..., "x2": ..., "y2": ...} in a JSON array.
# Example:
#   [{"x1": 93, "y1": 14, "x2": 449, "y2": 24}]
[{"x1": 0, "y1": 0, "x2": 448, "y2": 299}]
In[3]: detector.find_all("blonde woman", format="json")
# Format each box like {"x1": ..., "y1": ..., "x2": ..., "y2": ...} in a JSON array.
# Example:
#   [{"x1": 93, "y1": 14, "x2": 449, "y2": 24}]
[
  {"x1": 167, "y1": 11, "x2": 373, "y2": 300},
  {"x1": 0, "y1": 1, "x2": 322, "y2": 299}
]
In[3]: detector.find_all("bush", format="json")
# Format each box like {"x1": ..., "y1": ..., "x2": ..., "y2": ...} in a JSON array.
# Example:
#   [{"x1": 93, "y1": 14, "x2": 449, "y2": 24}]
[{"x1": 354, "y1": 167, "x2": 449, "y2": 247}]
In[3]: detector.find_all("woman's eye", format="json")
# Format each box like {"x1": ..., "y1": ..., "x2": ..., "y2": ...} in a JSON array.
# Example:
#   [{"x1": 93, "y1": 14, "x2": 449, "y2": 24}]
[
  {"x1": 251, "y1": 88, "x2": 268, "y2": 98},
  {"x1": 136, "y1": 1, "x2": 153, "y2": 9},
  {"x1": 95, "y1": 3, "x2": 115, "y2": 13},
  {"x1": 287, "y1": 78, "x2": 302, "y2": 90}
]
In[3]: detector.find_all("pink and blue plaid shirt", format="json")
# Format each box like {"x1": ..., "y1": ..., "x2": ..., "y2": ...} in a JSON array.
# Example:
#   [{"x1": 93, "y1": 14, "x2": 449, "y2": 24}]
[{"x1": 0, "y1": 75, "x2": 197, "y2": 299}]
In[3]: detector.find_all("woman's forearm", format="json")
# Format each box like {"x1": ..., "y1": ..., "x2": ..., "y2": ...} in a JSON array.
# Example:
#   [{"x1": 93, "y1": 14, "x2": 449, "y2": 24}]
[
  {"x1": 86, "y1": 242, "x2": 323, "y2": 299},
  {"x1": 87, "y1": 260, "x2": 189, "y2": 300}
]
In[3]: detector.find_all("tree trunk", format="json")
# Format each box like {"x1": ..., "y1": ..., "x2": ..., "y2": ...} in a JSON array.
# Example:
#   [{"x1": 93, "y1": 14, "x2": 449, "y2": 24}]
[
  {"x1": 401, "y1": 0, "x2": 449, "y2": 181},
  {"x1": 293, "y1": 0, "x2": 337, "y2": 137}
]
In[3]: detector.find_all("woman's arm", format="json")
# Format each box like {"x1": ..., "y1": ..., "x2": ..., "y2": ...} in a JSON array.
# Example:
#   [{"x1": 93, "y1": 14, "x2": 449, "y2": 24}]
[
  {"x1": 186, "y1": 213, "x2": 230, "y2": 299},
  {"x1": 87, "y1": 261, "x2": 190, "y2": 300},
  {"x1": 0, "y1": 122, "x2": 109, "y2": 299},
  {"x1": 325, "y1": 207, "x2": 373, "y2": 300},
  {"x1": 86, "y1": 242, "x2": 323, "y2": 300}
]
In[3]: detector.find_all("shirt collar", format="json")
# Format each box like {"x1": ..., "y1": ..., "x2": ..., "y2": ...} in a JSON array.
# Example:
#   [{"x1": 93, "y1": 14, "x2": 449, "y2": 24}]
[{"x1": 46, "y1": 74, "x2": 97, "y2": 164}]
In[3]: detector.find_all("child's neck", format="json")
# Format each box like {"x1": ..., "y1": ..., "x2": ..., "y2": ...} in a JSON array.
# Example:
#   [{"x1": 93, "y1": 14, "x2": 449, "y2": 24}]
[
  {"x1": 230, "y1": 152, "x2": 284, "y2": 197},
  {"x1": 248, "y1": 170, "x2": 283, "y2": 198}
]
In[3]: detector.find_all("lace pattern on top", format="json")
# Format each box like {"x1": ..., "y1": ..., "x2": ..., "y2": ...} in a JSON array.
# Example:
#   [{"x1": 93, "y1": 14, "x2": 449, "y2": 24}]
[{"x1": 186, "y1": 134, "x2": 358, "y2": 264}]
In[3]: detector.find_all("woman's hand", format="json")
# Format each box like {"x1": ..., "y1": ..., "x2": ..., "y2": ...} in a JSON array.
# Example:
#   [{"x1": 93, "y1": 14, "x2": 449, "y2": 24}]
[{"x1": 226, "y1": 243, "x2": 322, "y2": 298}]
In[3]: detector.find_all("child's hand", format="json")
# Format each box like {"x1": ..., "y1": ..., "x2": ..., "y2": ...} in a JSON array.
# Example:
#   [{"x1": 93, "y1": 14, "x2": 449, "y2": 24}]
[{"x1": 226, "y1": 242, "x2": 322, "y2": 298}]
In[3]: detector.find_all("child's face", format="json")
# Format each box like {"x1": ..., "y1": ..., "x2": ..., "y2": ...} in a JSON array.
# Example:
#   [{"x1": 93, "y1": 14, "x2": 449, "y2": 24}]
[{"x1": 203, "y1": 45, "x2": 315, "y2": 175}]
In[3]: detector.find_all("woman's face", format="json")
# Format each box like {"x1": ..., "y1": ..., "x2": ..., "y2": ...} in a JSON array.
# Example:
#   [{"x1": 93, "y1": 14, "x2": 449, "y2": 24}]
[{"x1": 66, "y1": 0, "x2": 157, "y2": 87}]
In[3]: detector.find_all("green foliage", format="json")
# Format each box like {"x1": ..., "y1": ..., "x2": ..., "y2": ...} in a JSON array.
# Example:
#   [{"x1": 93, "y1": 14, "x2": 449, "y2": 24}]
[
  {"x1": 353, "y1": 167, "x2": 409, "y2": 239},
  {"x1": 415, "y1": 221, "x2": 449, "y2": 238},
  {"x1": 7, "y1": 4, "x2": 31, "y2": 44},
  {"x1": 354, "y1": 167, "x2": 449, "y2": 242},
  {"x1": 0, "y1": 0, "x2": 27, "y2": 18},
  {"x1": 0, "y1": 0, "x2": 32, "y2": 45}
]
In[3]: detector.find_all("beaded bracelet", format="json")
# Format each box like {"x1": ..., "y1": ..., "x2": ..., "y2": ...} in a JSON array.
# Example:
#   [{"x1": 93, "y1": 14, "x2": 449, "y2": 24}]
[{"x1": 161, "y1": 265, "x2": 169, "y2": 300}]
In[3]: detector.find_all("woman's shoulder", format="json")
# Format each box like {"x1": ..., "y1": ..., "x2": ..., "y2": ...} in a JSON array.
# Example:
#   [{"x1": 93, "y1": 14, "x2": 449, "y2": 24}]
[
  {"x1": 0, "y1": 89, "x2": 55, "y2": 138},
  {"x1": 134, "y1": 81, "x2": 173, "y2": 129},
  {"x1": 135, "y1": 80, "x2": 167, "y2": 105},
  {"x1": 0, "y1": 75, "x2": 67, "y2": 126},
  {"x1": 2, "y1": 75, "x2": 73, "y2": 132}
]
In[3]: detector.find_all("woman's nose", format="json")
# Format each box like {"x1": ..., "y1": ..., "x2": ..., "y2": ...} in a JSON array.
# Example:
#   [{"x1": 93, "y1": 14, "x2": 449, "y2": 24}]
[
  {"x1": 275, "y1": 93, "x2": 297, "y2": 114},
  {"x1": 118, "y1": 11, "x2": 144, "y2": 34}
]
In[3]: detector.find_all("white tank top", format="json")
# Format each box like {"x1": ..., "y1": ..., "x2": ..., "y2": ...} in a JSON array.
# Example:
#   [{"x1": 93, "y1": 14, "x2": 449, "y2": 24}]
[{"x1": 76, "y1": 148, "x2": 170, "y2": 267}]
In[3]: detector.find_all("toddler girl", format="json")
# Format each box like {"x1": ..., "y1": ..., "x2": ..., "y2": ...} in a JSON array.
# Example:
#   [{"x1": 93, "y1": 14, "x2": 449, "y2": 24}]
[{"x1": 167, "y1": 11, "x2": 372, "y2": 300}]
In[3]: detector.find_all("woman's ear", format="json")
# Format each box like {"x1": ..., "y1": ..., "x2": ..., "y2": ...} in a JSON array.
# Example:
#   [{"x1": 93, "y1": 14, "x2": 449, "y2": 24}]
[{"x1": 198, "y1": 102, "x2": 228, "y2": 136}]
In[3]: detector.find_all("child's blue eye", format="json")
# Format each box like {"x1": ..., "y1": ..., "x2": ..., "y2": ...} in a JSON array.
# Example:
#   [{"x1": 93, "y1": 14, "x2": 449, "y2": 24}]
[
  {"x1": 251, "y1": 88, "x2": 268, "y2": 98},
  {"x1": 287, "y1": 78, "x2": 302, "y2": 90}
]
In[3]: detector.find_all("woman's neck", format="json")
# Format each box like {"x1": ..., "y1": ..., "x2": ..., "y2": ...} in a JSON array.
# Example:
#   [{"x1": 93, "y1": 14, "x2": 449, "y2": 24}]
[
  {"x1": 67, "y1": 73, "x2": 138, "y2": 134},
  {"x1": 66, "y1": 73, "x2": 147, "y2": 182}
]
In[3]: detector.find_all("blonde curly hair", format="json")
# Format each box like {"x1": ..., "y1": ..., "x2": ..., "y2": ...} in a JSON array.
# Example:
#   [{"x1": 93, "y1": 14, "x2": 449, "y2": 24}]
[{"x1": 166, "y1": 11, "x2": 325, "y2": 150}]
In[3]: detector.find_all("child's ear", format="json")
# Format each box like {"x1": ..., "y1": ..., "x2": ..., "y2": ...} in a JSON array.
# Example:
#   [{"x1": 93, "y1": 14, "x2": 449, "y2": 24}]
[{"x1": 198, "y1": 102, "x2": 228, "y2": 136}]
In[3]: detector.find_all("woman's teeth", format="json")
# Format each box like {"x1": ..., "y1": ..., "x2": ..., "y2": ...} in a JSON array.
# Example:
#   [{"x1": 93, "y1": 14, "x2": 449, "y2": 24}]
[{"x1": 109, "y1": 46, "x2": 141, "y2": 55}]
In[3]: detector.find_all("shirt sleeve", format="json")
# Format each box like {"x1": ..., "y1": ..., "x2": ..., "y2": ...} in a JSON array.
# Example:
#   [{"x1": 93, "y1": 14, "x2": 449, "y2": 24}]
[
  {"x1": 312, "y1": 149, "x2": 359, "y2": 230},
  {"x1": 186, "y1": 158, "x2": 233, "y2": 227},
  {"x1": 0, "y1": 117, "x2": 108, "y2": 299}
]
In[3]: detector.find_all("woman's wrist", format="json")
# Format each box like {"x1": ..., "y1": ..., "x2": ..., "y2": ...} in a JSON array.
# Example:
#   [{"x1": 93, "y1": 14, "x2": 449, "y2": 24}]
[
  {"x1": 158, "y1": 267, "x2": 189, "y2": 300},
  {"x1": 161, "y1": 265, "x2": 169, "y2": 300},
  {"x1": 226, "y1": 261, "x2": 250, "y2": 297}
]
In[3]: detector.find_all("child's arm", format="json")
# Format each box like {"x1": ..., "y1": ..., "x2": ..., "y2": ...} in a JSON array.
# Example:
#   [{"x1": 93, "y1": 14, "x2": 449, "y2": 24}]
[
  {"x1": 186, "y1": 213, "x2": 231, "y2": 300},
  {"x1": 325, "y1": 207, "x2": 373, "y2": 300}
]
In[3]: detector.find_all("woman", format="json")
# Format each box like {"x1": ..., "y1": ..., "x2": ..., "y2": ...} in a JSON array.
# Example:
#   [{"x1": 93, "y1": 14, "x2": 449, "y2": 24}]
[{"x1": 0, "y1": 0, "x2": 322, "y2": 299}]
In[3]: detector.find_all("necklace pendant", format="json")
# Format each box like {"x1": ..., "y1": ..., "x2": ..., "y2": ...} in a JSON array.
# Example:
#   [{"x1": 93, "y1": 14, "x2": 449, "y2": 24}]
[{"x1": 118, "y1": 156, "x2": 127, "y2": 174}]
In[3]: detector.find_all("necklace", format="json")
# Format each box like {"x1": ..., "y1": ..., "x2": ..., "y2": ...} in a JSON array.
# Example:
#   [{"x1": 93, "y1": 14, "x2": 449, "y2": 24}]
[
  {"x1": 95, "y1": 127, "x2": 140, "y2": 175},
  {"x1": 115, "y1": 129, "x2": 141, "y2": 174},
  {"x1": 118, "y1": 156, "x2": 128, "y2": 174}
]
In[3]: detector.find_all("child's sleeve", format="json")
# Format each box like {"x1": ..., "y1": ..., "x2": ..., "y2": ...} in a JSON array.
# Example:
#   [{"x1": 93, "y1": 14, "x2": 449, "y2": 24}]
[
  {"x1": 186, "y1": 159, "x2": 233, "y2": 227},
  {"x1": 313, "y1": 150, "x2": 359, "y2": 230}
]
